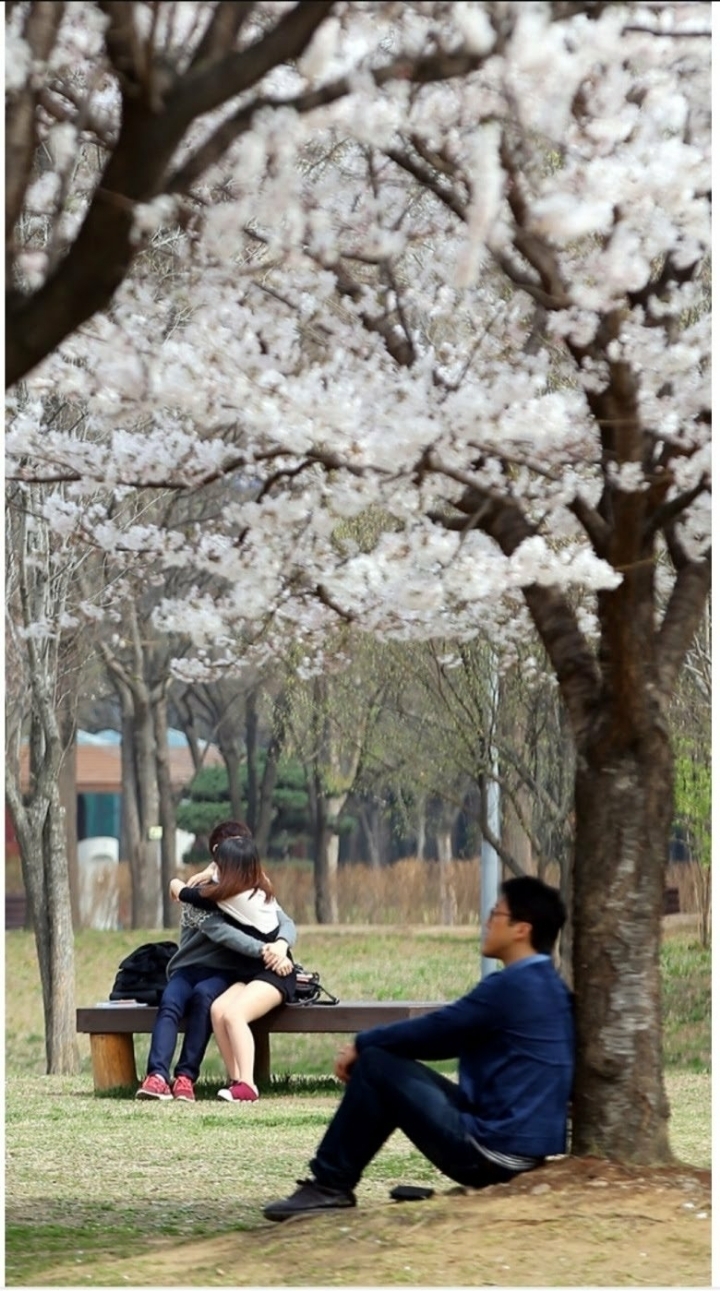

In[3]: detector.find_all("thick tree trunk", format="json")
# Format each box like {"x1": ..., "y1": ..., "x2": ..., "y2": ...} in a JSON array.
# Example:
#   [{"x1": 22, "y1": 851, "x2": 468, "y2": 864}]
[{"x1": 572, "y1": 735, "x2": 673, "y2": 1163}]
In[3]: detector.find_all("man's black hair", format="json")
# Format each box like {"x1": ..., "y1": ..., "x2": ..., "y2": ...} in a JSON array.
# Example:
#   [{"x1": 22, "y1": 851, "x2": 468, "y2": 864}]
[{"x1": 501, "y1": 876, "x2": 566, "y2": 954}]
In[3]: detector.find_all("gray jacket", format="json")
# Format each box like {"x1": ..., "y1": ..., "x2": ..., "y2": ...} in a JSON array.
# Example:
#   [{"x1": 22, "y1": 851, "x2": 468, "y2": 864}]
[{"x1": 167, "y1": 903, "x2": 297, "y2": 978}]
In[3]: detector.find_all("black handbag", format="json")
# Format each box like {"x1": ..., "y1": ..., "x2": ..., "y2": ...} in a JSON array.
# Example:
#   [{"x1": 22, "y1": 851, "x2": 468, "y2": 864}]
[{"x1": 291, "y1": 966, "x2": 338, "y2": 1006}]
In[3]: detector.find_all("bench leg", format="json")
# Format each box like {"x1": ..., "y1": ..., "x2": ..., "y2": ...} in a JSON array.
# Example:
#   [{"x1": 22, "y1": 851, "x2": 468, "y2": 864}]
[
  {"x1": 89, "y1": 1033, "x2": 138, "y2": 1093},
  {"x1": 253, "y1": 1029, "x2": 271, "y2": 1086}
]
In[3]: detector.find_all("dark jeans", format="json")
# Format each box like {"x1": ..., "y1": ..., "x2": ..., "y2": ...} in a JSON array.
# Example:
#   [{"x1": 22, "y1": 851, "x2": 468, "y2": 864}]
[
  {"x1": 310, "y1": 1048, "x2": 519, "y2": 1192},
  {"x1": 146, "y1": 967, "x2": 234, "y2": 1082}
]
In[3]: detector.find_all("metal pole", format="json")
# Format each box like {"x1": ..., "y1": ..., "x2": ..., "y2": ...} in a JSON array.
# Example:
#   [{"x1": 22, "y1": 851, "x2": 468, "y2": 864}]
[{"x1": 481, "y1": 659, "x2": 500, "y2": 978}]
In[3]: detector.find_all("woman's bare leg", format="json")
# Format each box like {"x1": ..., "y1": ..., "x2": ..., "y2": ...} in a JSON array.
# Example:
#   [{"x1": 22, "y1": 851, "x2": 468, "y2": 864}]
[
  {"x1": 211, "y1": 983, "x2": 247, "y2": 1080},
  {"x1": 223, "y1": 980, "x2": 283, "y2": 1086}
]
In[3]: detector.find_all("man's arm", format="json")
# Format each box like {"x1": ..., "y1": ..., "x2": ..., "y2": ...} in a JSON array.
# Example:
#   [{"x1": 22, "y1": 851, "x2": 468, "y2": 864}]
[
  {"x1": 274, "y1": 904, "x2": 297, "y2": 949},
  {"x1": 355, "y1": 980, "x2": 503, "y2": 1060},
  {"x1": 197, "y1": 909, "x2": 267, "y2": 958}
]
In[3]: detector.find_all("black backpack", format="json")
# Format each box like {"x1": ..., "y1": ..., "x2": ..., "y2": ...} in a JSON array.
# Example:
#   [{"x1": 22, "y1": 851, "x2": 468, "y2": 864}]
[{"x1": 109, "y1": 940, "x2": 178, "y2": 1006}]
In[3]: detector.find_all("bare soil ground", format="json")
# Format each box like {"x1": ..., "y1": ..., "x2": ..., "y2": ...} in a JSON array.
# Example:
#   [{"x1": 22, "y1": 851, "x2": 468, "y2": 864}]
[{"x1": 39, "y1": 1157, "x2": 710, "y2": 1288}]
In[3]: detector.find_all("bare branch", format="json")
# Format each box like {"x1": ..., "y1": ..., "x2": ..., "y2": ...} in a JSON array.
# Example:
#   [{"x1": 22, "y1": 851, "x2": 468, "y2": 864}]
[
  {"x1": 384, "y1": 145, "x2": 468, "y2": 223},
  {"x1": 315, "y1": 584, "x2": 356, "y2": 624}
]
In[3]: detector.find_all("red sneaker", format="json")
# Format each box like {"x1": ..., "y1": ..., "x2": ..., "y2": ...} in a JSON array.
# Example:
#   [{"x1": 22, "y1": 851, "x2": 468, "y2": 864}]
[
  {"x1": 171, "y1": 1075, "x2": 195, "y2": 1102},
  {"x1": 136, "y1": 1073, "x2": 172, "y2": 1100},
  {"x1": 217, "y1": 1081, "x2": 259, "y2": 1103}
]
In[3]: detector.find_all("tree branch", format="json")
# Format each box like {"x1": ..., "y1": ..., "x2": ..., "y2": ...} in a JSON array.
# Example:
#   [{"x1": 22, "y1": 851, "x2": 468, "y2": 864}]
[
  {"x1": 644, "y1": 476, "x2": 709, "y2": 539},
  {"x1": 656, "y1": 555, "x2": 711, "y2": 696},
  {"x1": 6, "y1": 2, "x2": 67, "y2": 256},
  {"x1": 569, "y1": 495, "x2": 611, "y2": 557},
  {"x1": 187, "y1": 1, "x2": 258, "y2": 72}
]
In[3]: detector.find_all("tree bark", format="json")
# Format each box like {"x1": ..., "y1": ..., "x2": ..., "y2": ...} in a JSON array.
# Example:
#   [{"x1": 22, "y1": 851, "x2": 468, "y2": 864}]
[
  {"x1": 130, "y1": 696, "x2": 161, "y2": 927},
  {"x1": 153, "y1": 690, "x2": 177, "y2": 928},
  {"x1": 572, "y1": 732, "x2": 673, "y2": 1162},
  {"x1": 437, "y1": 823, "x2": 456, "y2": 926},
  {"x1": 217, "y1": 729, "x2": 245, "y2": 821},
  {"x1": 245, "y1": 686, "x2": 259, "y2": 832},
  {"x1": 57, "y1": 702, "x2": 80, "y2": 931},
  {"x1": 358, "y1": 800, "x2": 383, "y2": 869},
  {"x1": 255, "y1": 689, "x2": 289, "y2": 855},
  {"x1": 312, "y1": 791, "x2": 342, "y2": 924}
]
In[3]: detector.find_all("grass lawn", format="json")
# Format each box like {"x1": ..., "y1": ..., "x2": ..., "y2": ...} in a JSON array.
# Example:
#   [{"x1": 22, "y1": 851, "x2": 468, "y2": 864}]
[{"x1": 4, "y1": 922, "x2": 711, "y2": 1287}]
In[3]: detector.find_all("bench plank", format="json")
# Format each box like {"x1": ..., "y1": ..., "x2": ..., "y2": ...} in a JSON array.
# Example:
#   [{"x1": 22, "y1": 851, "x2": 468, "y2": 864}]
[{"x1": 76, "y1": 1001, "x2": 441, "y2": 1092}]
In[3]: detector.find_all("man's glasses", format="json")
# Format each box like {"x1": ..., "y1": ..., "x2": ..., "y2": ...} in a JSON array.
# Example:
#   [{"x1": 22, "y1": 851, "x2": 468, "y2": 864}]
[{"x1": 488, "y1": 905, "x2": 513, "y2": 921}]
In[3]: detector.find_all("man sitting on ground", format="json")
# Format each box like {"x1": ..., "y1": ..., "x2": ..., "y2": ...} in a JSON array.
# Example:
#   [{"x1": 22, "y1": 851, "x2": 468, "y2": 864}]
[{"x1": 264, "y1": 875, "x2": 574, "y2": 1220}]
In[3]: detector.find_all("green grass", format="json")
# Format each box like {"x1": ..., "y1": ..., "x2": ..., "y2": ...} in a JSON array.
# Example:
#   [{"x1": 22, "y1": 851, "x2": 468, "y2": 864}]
[
  {"x1": 4, "y1": 925, "x2": 710, "y2": 1286},
  {"x1": 660, "y1": 934, "x2": 711, "y2": 1071}
]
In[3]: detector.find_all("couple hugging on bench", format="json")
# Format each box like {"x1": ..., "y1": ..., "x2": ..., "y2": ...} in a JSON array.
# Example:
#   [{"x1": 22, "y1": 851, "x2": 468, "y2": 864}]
[
  {"x1": 136, "y1": 818, "x2": 299, "y2": 1105},
  {"x1": 139, "y1": 815, "x2": 575, "y2": 1224}
]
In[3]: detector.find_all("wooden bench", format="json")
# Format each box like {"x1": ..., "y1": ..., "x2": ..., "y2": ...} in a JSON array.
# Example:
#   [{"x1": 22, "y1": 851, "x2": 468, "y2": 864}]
[{"x1": 76, "y1": 1001, "x2": 440, "y2": 1093}]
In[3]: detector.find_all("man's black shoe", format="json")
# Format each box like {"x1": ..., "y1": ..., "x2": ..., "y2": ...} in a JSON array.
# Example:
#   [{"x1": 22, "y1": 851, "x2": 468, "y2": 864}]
[{"x1": 263, "y1": 1178, "x2": 357, "y2": 1221}]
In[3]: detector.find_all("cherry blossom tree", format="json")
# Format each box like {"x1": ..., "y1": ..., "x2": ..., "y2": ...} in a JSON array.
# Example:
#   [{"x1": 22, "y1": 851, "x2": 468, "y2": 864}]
[{"x1": 6, "y1": 1, "x2": 710, "y2": 1160}]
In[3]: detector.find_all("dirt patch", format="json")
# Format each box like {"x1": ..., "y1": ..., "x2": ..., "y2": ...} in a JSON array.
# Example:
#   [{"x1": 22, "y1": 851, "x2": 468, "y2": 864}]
[{"x1": 40, "y1": 1158, "x2": 710, "y2": 1287}]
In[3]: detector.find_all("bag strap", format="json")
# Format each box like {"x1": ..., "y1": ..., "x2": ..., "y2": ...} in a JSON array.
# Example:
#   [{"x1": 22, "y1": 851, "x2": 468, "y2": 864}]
[
  {"x1": 315, "y1": 982, "x2": 339, "y2": 1005},
  {"x1": 289, "y1": 981, "x2": 339, "y2": 1007}
]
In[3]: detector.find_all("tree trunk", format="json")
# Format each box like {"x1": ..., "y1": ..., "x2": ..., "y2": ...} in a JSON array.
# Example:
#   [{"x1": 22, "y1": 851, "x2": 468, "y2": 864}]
[
  {"x1": 125, "y1": 699, "x2": 161, "y2": 928},
  {"x1": 42, "y1": 785, "x2": 78, "y2": 1071},
  {"x1": 218, "y1": 731, "x2": 244, "y2": 822},
  {"x1": 57, "y1": 708, "x2": 80, "y2": 931},
  {"x1": 313, "y1": 792, "x2": 342, "y2": 924},
  {"x1": 437, "y1": 826, "x2": 456, "y2": 926},
  {"x1": 416, "y1": 795, "x2": 426, "y2": 861},
  {"x1": 7, "y1": 761, "x2": 78, "y2": 1074},
  {"x1": 245, "y1": 687, "x2": 259, "y2": 832},
  {"x1": 153, "y1": 692, "x2": 177, "y2": 929},
  {"x1": 358, "y1": 801, "x2": 382, "y2": 869},
  {"x1": 256, "y1": 690, "x2": 289, "y2": 855},
  {"x1": 572, "y1": 735, "x2": 674, "y2": 1163}
]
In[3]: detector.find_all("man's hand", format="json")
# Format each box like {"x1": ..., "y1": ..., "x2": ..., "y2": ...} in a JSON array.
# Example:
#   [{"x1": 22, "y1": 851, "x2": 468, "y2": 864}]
[
  {"x1": 169, "y1": 878, "x2": 184, "y2": 902},
  {"x1": 334, "y1": 1042, "x2": 358, "y2": 1084},
  {"x1": 262, "y1": 939, "x2": 289, "y2": 970}
]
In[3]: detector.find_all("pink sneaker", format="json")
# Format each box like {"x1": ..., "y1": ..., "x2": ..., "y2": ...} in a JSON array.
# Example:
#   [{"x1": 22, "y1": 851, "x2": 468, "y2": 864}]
[
  {"x1": 171, "y1": 1075, "x2": 195, "y2": 1102},
  {"x1": 136, "y1": 1073, "x2": 172, "y2": 1100},
  {"x1": 217, "y1": 1081, "x2": 259, "y2": 1103}
]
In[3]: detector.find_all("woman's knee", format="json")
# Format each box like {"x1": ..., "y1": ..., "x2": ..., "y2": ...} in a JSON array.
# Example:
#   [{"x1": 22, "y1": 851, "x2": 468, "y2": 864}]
[{"x1": 210, "y1": 998, "x2": 227, "y2": 1027}]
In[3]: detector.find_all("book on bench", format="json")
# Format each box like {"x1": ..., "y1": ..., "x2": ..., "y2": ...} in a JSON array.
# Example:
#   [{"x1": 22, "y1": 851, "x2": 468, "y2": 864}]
[{"x1": 94, "y1": 1000, "x2": 150, "y2": 1008}]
